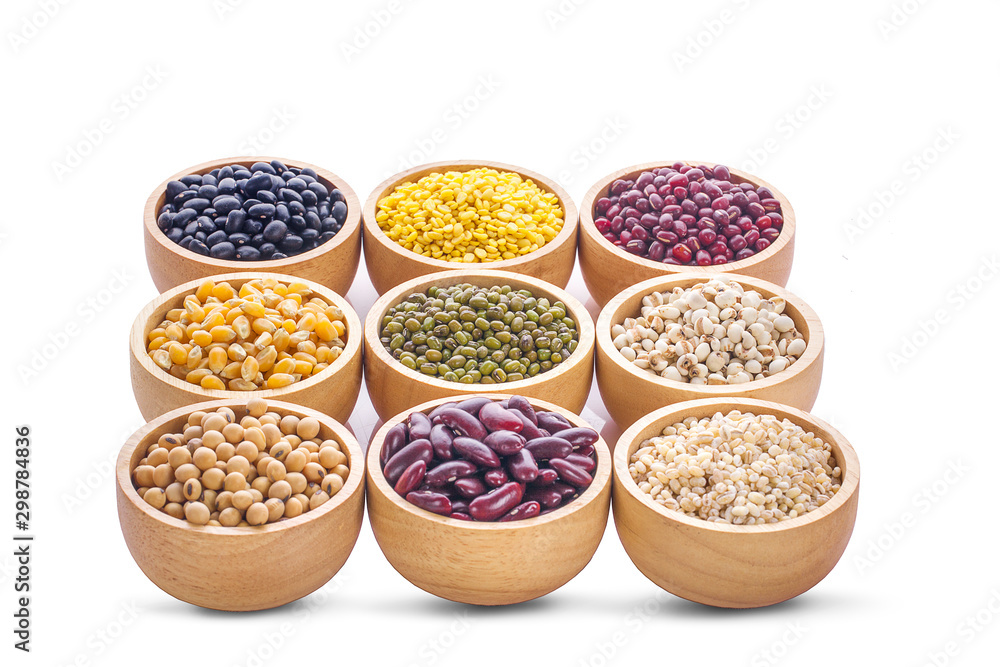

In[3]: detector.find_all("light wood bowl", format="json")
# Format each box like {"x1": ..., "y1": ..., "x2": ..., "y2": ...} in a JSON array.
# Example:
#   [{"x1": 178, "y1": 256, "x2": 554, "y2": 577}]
[
  {"x1": 362, "y1": 160, "x2": 579, "y2": 294},
  {"x1": 116, "y1": 399, "x2": 366, "y2": 611},
  {"x1": 579, "y1": 161, "x2": 796, "y2": 306},
  {"x1": 366, "y1": 394, "x2": 612, "y2": 605},
  {"x1": 130, "y1": 272, "x2": 363, "y2": 423},
  {"x1": 144, "y1": 156, "x2": 362, "y2": 294},
  {"x1": 613, "y1": 397, "x2": 859, "y2": 608},
  {"x1": 596, "y1": 273, "x2": 823, "y2": 431},
  {"x1": 364, "y1": 269, "x2": 595, "y2": 420}
]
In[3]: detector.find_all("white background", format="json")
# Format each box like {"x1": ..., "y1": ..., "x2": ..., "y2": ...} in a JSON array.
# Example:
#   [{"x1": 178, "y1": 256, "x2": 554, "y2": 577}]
[{"x1": 2, "y1": 1, "x2": 998, "y2": 666}]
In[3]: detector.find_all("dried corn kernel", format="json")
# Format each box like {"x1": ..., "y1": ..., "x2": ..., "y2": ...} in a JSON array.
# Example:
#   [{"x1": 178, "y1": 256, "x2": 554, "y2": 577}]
[
  {"x1": 146, "y1": 279, "x2": 349, "y2": 391},
  {"x1": 375, "y1": 167, "x2": 564, "y2": 262}
]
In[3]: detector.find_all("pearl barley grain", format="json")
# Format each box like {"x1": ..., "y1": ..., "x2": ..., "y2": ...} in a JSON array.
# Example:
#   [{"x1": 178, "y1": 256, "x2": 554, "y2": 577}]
[{"x1": 132, "y1": 400, "x2": 348, "y2": 526}]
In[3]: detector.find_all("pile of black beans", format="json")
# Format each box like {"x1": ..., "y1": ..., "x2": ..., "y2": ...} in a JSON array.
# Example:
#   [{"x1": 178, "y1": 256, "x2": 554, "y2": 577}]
[{"x1": 155, "y1": 160, "x2": 349, "y2": 261}]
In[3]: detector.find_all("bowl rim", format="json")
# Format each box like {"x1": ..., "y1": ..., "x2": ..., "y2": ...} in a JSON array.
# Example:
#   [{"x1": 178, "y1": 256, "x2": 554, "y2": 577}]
[
  {"x1": 362, "y1": 159, "x2": 579, "y2": 271},
  {"x1": 579, "y1": 160, "x2": 795, "y2": 274},
  {"x1": 367, "y1": 394, "x2": 612, "y2": 530},
  {"x1": 130, "y1": 271, "x2": 363, "y2": 400},
  {"x1": 144, "y1": 155, "x2": 362, "y2": 270},
  {"x1": 613, "y1": 397, "x2": 860, "y2": 535},
  {"x1": 116, "y1": 398, "x2": 365, "y2": 535},
  {"x1": 364, "y1": 268, "x2": 595, "y2": 394},
  {"x1": 596, "y1": 272, "x2": 823, "y2": 395}
]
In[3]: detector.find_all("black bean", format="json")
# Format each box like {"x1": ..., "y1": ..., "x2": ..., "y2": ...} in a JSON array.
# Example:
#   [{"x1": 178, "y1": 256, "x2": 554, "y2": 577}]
[
  {"x1": 218, "y1": 177, "x2": 236, "y2": 195},
  {"x1": 279, "y1": 235, "x2": 303, "y2": 253},
  {"x1": 197, "y1": 217, "x2": 217, "y2": 234},
  {"x1": 321, "y1": 217, "x2": 340, "y2": 232},
  {"x1": 236, "y1": 245, "x2": 261, "y2": 260},
  {"x1": 171, "y1": 209, "x2": 196, "y2": 227},
  {"x1": 263, "y1": 220, "x2": 287, "y2": 243},
  {"x1": 227, "y1": 232, "x2": 250, "y2": 247},
  {"x1": 182, "y1": 198, "x2": 211, "y2": 211},
  {"x1": 275, "y1": 203, "x2": 290, "y2": 222},
  {"x1": 308, "y1": 182, "x2": 329, "y2": 199},
  {"x1": 244, "y1": 172, "x2": 272, "y2": 196},
  {"x1": 198, "y1": 184, "x2": 218, "y2": 200},
  {"x1": 288, "y1": 201, "x2": 305, "y2": 217},
  {"x1": 301, "y1": 228, "x2": 320, "y2": 243},
  {"x1": 251, "y1": 161, "x2": 276, "y2": 174},
  {"x1": 329, "y1": 189, "x2": 345, "y2": 204},
  {"x1": 288, "y1": 215, "x2": 306, "y2": 232},
  {"x1": 269, "y1": 159, "x2": 287, "y2": 173},
  {"x1": 280, "y1": 188, "x2": 303, "y2": 203},
  {"x1": 225, "y1": 209, "x2": 246, "y2": 233},
  {"x1": 165, "y1": 180, "x2": 187, "y2": 201},
  {"x1": 271, "y1": 252, "x2": 288, "y2": 259},
  {"x1": 179, "y1": 174, "x2": 202, "y2": 186},
  {"x1": 286, "y1": 177, "x2": 307, "y2": 192},
  {"x1": 218, "y1": 166, "x2": 234, "y2": 180},
  {"x1": 318, "y1": 202, "x2": 330, "y2": 218},
  {"x1": 301, "y1": 167, "x2": 317, "y2": 178},
  {"x1": 194, "y1": 231, "x2": 208, "y2": 242},
  {"x1": 157, "y1": 211, "x2": 173, "y2": 231},
  {"x1": 201, "y1": 174, "x2": 217, "y2": 187},
  {"x1": 179, "y1": 235, "x2": 194, "y2": 249},
  {"x1": 209, "y1": 241, "x2": 236, "y2": 259},
  {"x1": 233, "y1": 169, "x2": 251, "y2": 180},
  {"x1": 301, "y1": 189, "x2": 318, "y2": 206},
  {"x1": 173, "y1": 190, "x2": 199, "y2": 207},
  {"x1": 319, "y1": 231, "x2": 337, "y2": 244},
  {"x1": 249, "y1": 203, "x2": 276, "y2": 220},
  {"x1": 166, "y1": 228, "x2": 184, "y2": 243},
  {"x1": 244, "y1": 219, "x2": 264, "y2": 236},
  {"x1": 305, "y1": 211, "x2": 321, "y2": 231},
  {"x1": 259, "y1": 242, "x2": 276, "y2": 257},
  {"x1": 331, "y1": 200, "x2": 348, "y2": 223},
  {"x1": 250, "y1": 234, "x2": 265, "y2": 246},
  {"x1": 213, "y1": 196, "x2": 242, "y2": 216},
  {"x1": 206, "y1": 230, "x2": 228, "y2": 247},
  {"x1": 242, "y1": 198, "x2": 261, "y2": 211},
  {"x1": 257, "y1": 189, "x2": 278, "y2": 205},
  {"x1": 189, "y1": 239, "x2": 210, "y2": 255},
  {"x1": 183, "y1": 220, "x2": 200, "y2": 236}
]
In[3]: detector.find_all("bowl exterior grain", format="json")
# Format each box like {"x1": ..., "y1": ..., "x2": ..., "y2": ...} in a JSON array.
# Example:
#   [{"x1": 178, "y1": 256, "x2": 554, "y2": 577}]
[
  {"x1": 116, "y1": 399, "x2": 366, "y2": 611},
  {"x1": 596, "y1": 273, "x2": 823, "y2": 431},
  {"x1": 363, "y1": 269, "x2": 595, "y2": 420},
  {"x1": 612, "y1": 398, "x2": 859, "y2": 608},
  {"x1": 130, "y1": 272, "x2": 363, "y2": 423},
  {"x1": 366, "y1": 395, "x2": 612, "y2": 605},
  {"x1": 578, "y1": 161, "x2": 796, "y2": 307},
  {"x1": 362, "y1": 160, "x2": 579, "y2": 294},
  {"x1": 144, "y1": 156, "x2": 362, "y2": 295}
]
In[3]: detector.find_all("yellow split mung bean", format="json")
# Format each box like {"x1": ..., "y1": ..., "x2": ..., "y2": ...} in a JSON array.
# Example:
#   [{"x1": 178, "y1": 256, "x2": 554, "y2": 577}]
[
  {"x1": 629, "y1": 410, "x2": 842, "y2": 525},
  {"x1": 375, "y1": 167, "x2": 564, "y2": 262},
  {"x1": 146, "y1": 278, "x2": 347, "y2": 391},
  {"x1": 132, "y1": 399, "x2": 349, "y2": 527}
]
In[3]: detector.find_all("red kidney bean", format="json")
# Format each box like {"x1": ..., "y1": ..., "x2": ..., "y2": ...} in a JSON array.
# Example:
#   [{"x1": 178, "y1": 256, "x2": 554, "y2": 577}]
[
  {"x1": 535, "y1": 412, "x2": 570, "y2": 433},
  {"x1": 435, "y1": 408, "x2": 488, "y2": 440},
  {"x1": 450, "y1": 512, "x2": 472, "y2": 521},
  {"x1": 525, "y1": 487, "x2": 563, "y2": 508},
  {"x1": 478, "y1": 402, "x2": 523, "y2": 432},
  {"x1": 407, "y1": 412, "x2": 432, "y2": 440},
  {"x1": 507, "y1": 409, "x2": 545, "y2": 440},
  {"x1": 484, "y1": 468, "x2": 509, "y2": 487},
  {"x1": 424, "y1": 460, "x2": 479, "y2": 486},
  {"x1": 483, "y1": 430, "x2": 525, "y2": 456},
  {"x1": 451, "y1": 499, "x2": 470, "y2": 514},
  {"x1": 406, "y1": 491, "x2": 452, "y2": 516},
  {"x1": 531, "y1": 468, "x2": 560, "y2": 486},
  {"x1": 550, "y1": 458, "x2": 593, "y2": 487},
  {"x1": 525, "y1": 436, "x2": 573, "y2": 460},
  {"x1": 429, "y1": 424, "x2": 455, "y2": 461},
  {"x1": 551, "y1": 482, "x2": 578, "y2": 498},
  {"x1": 507, "y1": 395, "x2": 537, "y2": 424},
  {"x1": 455, "y1": 396, "x2": 493, "y2": 415},
  {"x1": 453, "y1": 437, "x2": 501, "y2": 467},
  {"x1": 575, "y1": 444, "x2": 595, "y2": 457},
  {"x1": 394, "y1": 460, "x2": 426, "y2": 496},
  {"x1": 468, "y1": 482, "x2": 523, "y2": 521},
  {"x1": 384, "y1": 439, "x2": 433, "y2": 485},
  {"x1": 499, "y1": 501, "x2": 541, "y2": 522},
  {"x1": 380, "y1": 422, "x2": 408, "y2": 467},
  {"x1": 507, "y1": 448, "x2": 539, "y2": 483},
  {"x1": 557, "y1": 427, "x2": 599, "y2": 449},
  {"x1": 427, "y1": 402, "x2": 457, "y2": 421},
  {"x1": 564, "y1": 452, "x2": 596, "y2": 472},
  {"x1": 454, "y1": 476, "x2": 488, "y2": 499}
]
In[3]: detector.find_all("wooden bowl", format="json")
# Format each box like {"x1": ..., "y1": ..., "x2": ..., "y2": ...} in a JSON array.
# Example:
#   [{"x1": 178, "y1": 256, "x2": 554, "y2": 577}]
[
  {"x1": 129, "y1": 272, "x2": 363, "y2": 423},
  {"x1": 596, "y1": 273, "x2": 823, "y2": 431},
  {"x1": 578, "y1": 161, "x2": 796, "y2": 306},
  {"x1": 362, "y1": 160, "x2": 579, "y2": 294},
  {"x1": 364, "y1": 269, "x2": 595, "y2": 420},
  {"x1": 613, "y1": 398, "x2": 859, "y2": 608},
  {"x1": 144, "y1": 156, "x2": 362, "y2": 294},
  {"x1": 116, "y1": 399, "x2": 366, "y2": 611},
  {"x1": 366, "y1": 394, "x2": 612, "y2": 605}
]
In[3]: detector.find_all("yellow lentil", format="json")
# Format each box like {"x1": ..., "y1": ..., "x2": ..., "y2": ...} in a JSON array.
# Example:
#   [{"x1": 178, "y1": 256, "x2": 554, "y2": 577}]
[{"x1": 375, "y1": 167, "x2": 564, "y2": 262}]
